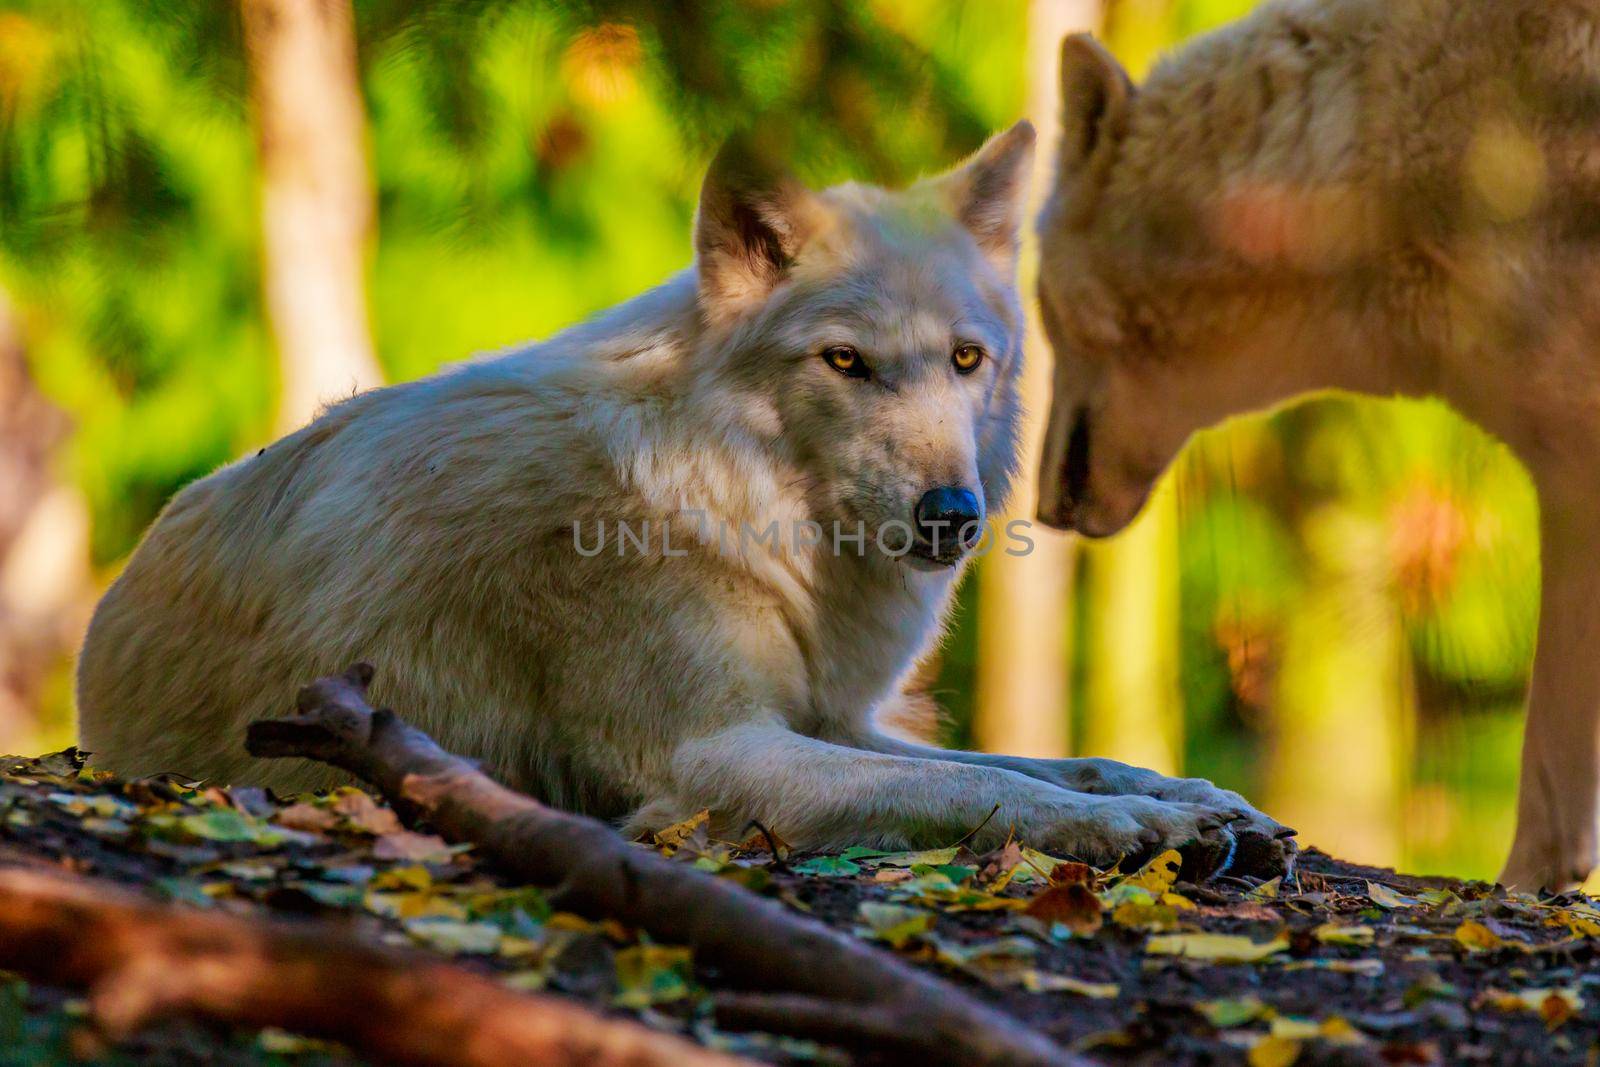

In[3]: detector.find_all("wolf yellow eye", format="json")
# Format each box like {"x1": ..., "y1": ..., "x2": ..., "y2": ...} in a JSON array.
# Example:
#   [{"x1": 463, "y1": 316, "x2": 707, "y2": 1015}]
[
  {"x1": 953, "y1": 344, "x2": 985, "y2": 374},
  {"x1": 823, "y1": 345, "x2": 870, "y2": 380}
]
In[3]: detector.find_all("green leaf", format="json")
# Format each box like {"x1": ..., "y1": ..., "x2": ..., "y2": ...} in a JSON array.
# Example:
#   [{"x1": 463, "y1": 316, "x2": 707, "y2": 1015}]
[
  {"x1": 177, "y1": 809, "x2": 281, "y2": 845},
  {"x1": 855, "y1": 902, "x2": 935, "y2": 948},
  {"x1": 839, "y1": 846, "x2": 896, "y2": 862},
  {"x1": 614, "y1": 944, "x2": 694, "y2": 1007},
  {"x1": 792, "y1": 855, "x2": 862, "y2": 877},
  {"x1": 403, "y1": 918, "x2": 504, "y2": 955}
]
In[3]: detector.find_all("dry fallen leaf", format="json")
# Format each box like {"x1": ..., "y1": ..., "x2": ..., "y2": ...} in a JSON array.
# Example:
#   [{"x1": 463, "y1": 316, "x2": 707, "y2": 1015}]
[
  {"x1": 332, "y1": 791, "x2": 403, "y2": 835},
  {"x1": 1110, "y1": 900, "x2": 1181, "y2": 932},
  {"x1": 1020, "y1": 970, "x2": 1119, "y2": 998},
  {"x1": 1047, "y1": 861, "x2": 1096, "y2": 887},
  {"x1": 1024, "y1": 882, "x2": 1103, "y2": 936},
  {"x1": 1452, "y1": 920, "x2": 1505, "y2": 952},
  {"x1": 1479, "y1": 986, "x2": 1583, "y2": 1029},
  {"x1": 1313, "y1": 922, "x2": 1375, "y2": 947},
  {"x1": 855, "y1": 902, "x2": 935, "y2": 949},
  {"x1": 274, "y1": 802, "x2": 338, "y2": 833},
  {"x1": 1194, "y1": 995, "x2": 1268, "y2": 1027},
  {"x1": 373, "y1": 830, "x2": 454, "y2": 863},
  {"x1": 1247, "y1": 1035, "x2": 1301, "y2": 1067},
  {"x1": 649, "y1": 810, "x2": 709, "y2": 854},
  {"x1": 1145, "y1": 931, "x2": 1290, "y2": 963},
  {"x1": 1366, "y1": 881, "x2": 1420, "y2": 909},
  {"x1": 1123, "y1": 850, "x2": 1183, "y2": 895}
]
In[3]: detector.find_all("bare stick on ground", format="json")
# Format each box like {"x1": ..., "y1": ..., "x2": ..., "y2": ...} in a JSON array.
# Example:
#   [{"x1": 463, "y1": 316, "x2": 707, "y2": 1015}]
[
  {"x1": 0, "y1": 865, "x2": 743, "y2": 1067},
  {"x1": 247, "y1": 664, "x2": 1087, "y2": 1067}
]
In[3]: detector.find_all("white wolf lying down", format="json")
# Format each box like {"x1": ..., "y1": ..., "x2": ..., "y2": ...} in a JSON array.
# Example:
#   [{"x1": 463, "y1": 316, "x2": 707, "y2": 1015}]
[{"x1": 78, "y1": 122, "x2": 1284, "y2": 864}]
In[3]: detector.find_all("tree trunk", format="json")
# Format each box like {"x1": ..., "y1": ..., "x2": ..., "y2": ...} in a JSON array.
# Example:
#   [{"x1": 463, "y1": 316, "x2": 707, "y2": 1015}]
[
  {"x1": 241, "y1": 0, "x2": 384, "y2": 434},
  {"x1": 0, "y1": 287, "x2": 92, "y2": 753},
  {"x1": 972, "y1": 0, "x2": 1103, "y2": 759}
]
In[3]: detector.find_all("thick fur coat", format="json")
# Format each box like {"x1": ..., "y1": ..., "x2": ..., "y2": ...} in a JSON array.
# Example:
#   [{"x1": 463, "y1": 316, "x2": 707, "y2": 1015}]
[
  {"x1": 80, "y1": 124, "x2": 1280, "y2": 863},
  {"x1": 1035, "y1": 0, "x2": 1600, "y2": 888}
]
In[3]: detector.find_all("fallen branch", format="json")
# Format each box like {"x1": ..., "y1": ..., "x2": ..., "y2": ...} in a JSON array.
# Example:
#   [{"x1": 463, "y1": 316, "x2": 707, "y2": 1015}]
[
  {"x1": 0, "y1": 865, "x2": 742, "y2": 1067},
  {"x1": 713, "y1": 992, "x2": 958, "y2": 1061},
  {"x1": 247, "y1": 664, "x2": 1086, "y2": 1067}
]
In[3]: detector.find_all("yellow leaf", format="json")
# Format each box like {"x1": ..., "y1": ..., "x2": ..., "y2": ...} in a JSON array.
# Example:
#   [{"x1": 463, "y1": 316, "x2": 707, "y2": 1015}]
[
  {"x1": 1313, "y1": 923, "x2": 1375, "y2": 947},
  {"x1": 1317, "y1": 1016, "x2": 1366, "y2": 1044},
  {"x1": 1011, "y1": 848, "x2": 1079, "y2": 884},
  {"x1": 1271, "y1": 1016, "x2": 1365, "y2": 1045},
  {"x1": 1365, "y1": 881, "x2": 1419, "y2": 909},
  {"x1": 366, "y1": 889, "x2": 465, "y2": 921},
  {"x1": 1247, "y1": 1035, "x2": 1301, "y2": 1067},
  {"x1": 371, "y1": 865, "x2": 431, "y2": 892},
  {"x1": 855, "y1": 903, "x2": 935, "y2": 949},
  {"x1": 650, "y1": 810, "x2": 709, "y2": 854},
  {"x1": 1453, "y1": 920, "x2": 1504, "y2": 952},
  {"x1": 497, "y1": 936, "x2": 542, "y2": 959},
  {"x1": 1194, "y1": 996, "x2": 1267, "y2": 1027},
  {"x1": 1249, "y1": 877, "x2": 1281, "y2": 901},
  {"x1": 1548, "y1": 907, "x2": 1600, "y2": 938},
  {"x1": 867, "y1": 847, "x2": 961, "y2": 869},
  {"x1": 1146, "y1": 931, "x2": 1289, "y2": 963},
  {"x1": 1111, "y1": 900, "x2": 1180, "y2": 932},
  {"x1": 1125, "y1": 850, "x2": 1183, "y2": 895},
  {"x1": 1482, "y1": 986, "x2": 1583, "y2": 1028},
  {"x1": 1020, "y1": 971, "x2": 1119, "y2": 998},
  {"x1": 1268, "y1": 1017, "x2": 1321, "y2": 1040}
]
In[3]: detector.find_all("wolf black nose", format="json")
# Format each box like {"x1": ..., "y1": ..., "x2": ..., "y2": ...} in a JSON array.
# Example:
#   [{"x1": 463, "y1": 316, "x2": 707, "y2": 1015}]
[{"x1": 914, "y1": 487, "x2": 983, "y2": 551}]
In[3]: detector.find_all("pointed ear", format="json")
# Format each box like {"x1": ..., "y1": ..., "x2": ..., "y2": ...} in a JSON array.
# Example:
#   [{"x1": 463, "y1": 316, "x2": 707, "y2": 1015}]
[
  {"x1": 694, "y1": 139, "x2": 821, "y2": 320},
  {"x1": 936, "y1": 120, "x2": 1037, "y2": 273},
  {"x1": 1055, "y1": 34, "x2": 1134, "y2": 203}
]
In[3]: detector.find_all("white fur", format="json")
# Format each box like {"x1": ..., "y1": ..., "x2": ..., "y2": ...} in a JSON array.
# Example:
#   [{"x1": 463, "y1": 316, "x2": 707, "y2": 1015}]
[
  {"x1": 79, "y1": 123, "x2": 1256, "y2": 863},
  {"x1": 1037, "y1": 0, "x2": 1600, "y2": 888}
]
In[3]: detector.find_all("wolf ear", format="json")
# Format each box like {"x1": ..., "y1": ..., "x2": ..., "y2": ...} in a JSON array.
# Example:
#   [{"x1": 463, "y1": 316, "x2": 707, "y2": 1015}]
[
  {"x1": 694, "y1": 139, "x2": 821, "y2": 320},
  {"x1": 1056, "y1": 34, "x2": 1133, "y2": 197},
  {"x1": 937, "y1": 120, "x2": 1037, "y2": 273}
]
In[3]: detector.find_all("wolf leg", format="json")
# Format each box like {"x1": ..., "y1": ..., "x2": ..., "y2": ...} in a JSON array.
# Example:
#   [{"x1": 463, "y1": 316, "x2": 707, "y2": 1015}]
[
  {"x1": 1501, "y1": 503, "x2": 1600, "y2": 891},
  {"x1": 631, "y1": 722, "x2": 1227, "y2": 865},
  {"x1": 841, "y1": 730, "x2": 1283, "y2": 841}
]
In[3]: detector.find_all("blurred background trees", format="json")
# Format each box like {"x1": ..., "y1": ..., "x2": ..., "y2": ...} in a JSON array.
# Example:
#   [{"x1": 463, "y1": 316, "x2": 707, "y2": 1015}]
[{"x1": 0, "y1": 0, "x2": 1542, "y2": 880}]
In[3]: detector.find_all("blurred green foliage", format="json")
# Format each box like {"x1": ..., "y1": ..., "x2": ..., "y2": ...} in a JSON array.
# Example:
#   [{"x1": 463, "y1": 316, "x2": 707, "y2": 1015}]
[{"x1": 0, "y1": 0, "x2": 1541, "y2": 879}]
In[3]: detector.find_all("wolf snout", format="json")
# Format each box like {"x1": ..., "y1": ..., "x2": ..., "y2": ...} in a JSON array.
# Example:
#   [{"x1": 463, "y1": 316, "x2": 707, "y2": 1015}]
[{"x1": 912, "y1": 486, "x2": 983, "y2": 563}]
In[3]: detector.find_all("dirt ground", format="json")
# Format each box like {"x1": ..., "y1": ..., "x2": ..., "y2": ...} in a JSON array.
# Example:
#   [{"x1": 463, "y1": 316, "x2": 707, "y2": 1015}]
[{"x1": 2, "y1": 749, "x2": 1597, "y2": 1067}]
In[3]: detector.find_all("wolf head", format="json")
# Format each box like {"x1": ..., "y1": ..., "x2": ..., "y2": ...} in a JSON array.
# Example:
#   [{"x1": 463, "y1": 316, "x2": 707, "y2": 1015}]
[
  {"x1": 692, "y1": 121, "x2": 1035, "y2": 568},
  {"x1": 1034, "y1": 30, "x2": 1392, "y2": 536}
]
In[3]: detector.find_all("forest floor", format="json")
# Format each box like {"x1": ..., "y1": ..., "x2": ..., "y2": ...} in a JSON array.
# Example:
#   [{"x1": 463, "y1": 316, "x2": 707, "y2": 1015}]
[{"x1": 2, "y1": 749, "x2": 1598, "y2": 1067}]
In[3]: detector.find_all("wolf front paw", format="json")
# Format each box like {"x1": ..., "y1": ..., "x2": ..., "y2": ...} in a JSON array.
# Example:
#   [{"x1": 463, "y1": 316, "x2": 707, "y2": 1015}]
[
  {"x1": 1030, "y1": 794, "x2": 1230, "y2": 870},
  {"x1": 1142, "y1": 776, "x2": 1294, "y2": 851},
  {"x1": 1027, "y1": 757, "x2": 1294, "y2": 848},
  {"x1": 1027, "y1": 793, "x2": 1295, "y2": 882}
]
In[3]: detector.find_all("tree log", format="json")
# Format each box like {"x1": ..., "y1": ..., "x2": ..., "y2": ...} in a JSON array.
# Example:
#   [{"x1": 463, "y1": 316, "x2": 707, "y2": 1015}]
[
  {"x1": 0, "y1": 865, "x2": 743, "y2": 1067},
  {"x1": 247, "y1": 664, "x2": 1086, "y2": 1067}
]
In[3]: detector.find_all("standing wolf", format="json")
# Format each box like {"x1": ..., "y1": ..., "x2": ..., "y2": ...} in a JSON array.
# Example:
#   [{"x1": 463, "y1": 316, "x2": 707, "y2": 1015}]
[
  {"x1": 1035, "y1": 0, "x2": 1600, "y2": 888},
  {"x1": 79, "y1": 123, "x2": 1281, "y2": 863}
]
